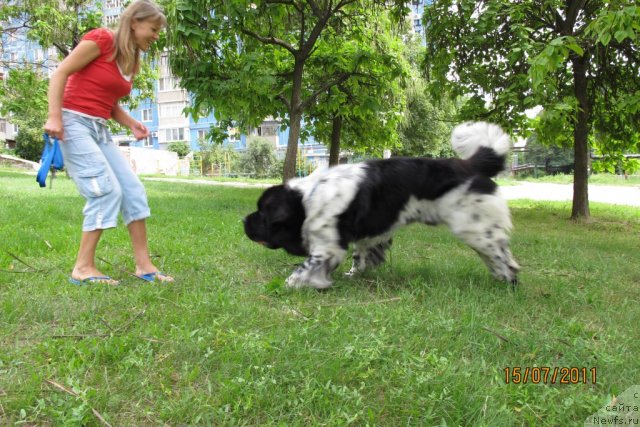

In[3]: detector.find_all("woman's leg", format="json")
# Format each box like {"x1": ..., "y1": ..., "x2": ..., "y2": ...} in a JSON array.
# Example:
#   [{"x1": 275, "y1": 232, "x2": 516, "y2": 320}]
[
  {"x1": 128, "y1": 219, "x2": 173, "y2": 282},
  {"x1": 70, "y1": 230, "x2": 117, "y2": 284},
  {"x1": 98, "y1": 135, "x2": 173, "y2": 282},
  {"x1": 61, "y1": 113, "x2": 121, "y2": 284}
]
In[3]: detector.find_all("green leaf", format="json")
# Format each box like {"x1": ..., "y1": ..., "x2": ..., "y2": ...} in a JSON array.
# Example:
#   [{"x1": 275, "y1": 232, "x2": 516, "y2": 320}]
[{"x1": 565, "y1": 42, "x2": 584, "y2": 56}]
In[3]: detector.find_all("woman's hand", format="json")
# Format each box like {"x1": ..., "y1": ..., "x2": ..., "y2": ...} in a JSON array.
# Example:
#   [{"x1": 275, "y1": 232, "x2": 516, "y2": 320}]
[
  {"x1": 44, "y1": 116, "x2": 64, "y2": 141},
  {"x1": 131, "y1": 121, "x2": 150, "y2": 140}
]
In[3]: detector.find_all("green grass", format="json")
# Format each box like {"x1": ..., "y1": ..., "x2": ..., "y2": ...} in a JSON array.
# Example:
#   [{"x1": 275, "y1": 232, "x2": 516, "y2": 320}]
[{"x1": 1, "y1": 169, "x2": 639, "y2": 426}]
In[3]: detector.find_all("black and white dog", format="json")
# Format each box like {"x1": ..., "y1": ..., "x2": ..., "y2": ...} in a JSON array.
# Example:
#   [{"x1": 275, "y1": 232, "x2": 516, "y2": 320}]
[{"x1": 244, "y1": 122, "x2": 519, "y2": 289}]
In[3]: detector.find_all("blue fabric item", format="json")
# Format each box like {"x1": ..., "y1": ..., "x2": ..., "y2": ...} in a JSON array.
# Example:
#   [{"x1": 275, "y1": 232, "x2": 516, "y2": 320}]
[
  {"x1": 69, "y1": 276, "x2": 119, "y2": 286},
  {"x1": 136, "y1": 271, "x2": 167, "y2": 282},
  {"x1": 36, "y1": 134, "x2": 64, "y2": 187}
]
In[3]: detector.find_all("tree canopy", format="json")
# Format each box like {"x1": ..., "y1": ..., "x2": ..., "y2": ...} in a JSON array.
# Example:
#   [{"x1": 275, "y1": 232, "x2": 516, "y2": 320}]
[
  {"x1": 164, "y1": 0, "x2": 411, "y2": 181},
  {"x1": 1, "y1": 0, "x2": 102, "y2": 69},
  {"x1": 0, "y1": 0, "x2": 162, "y2": 154},
  {"x1": 304, "y1": 11, "x2": 408, "y2": 164},
  {"x1": 423, "y1": 0, "x2": 640, "y2": 219},
  {"x1": 0, "y1": 66, "x2": 48, "y2": 160}
]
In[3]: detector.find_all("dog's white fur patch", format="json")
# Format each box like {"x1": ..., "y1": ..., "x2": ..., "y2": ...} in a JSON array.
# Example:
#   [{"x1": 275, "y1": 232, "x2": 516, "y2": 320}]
[{"x1": 451, "y1": 121, "x2": 511, "y2": 159}]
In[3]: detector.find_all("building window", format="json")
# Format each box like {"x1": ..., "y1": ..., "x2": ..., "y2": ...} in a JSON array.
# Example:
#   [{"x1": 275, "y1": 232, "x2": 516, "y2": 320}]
[
  {"x1": 159, "y1": 102, "x2": 186, "y2": 118},
  {"x1": 142, "y1": 136, "x2": 152, "y2": 147},
  {"x1": 142, "y1": 108, "x2": 152, "y2": 122},
  {"x1": 164, "y1": 128, "x2": 185, "y2": 142},
  {"x1": 104, "y1": 14, "x2": 118, "y2": 26},
  {"x1": 260, "y1": 124, "x2": 278, "y2": 137},
  {"x1": 197, "y1": 129, "x2": 208, "y2": 142},
  {"x1": 228, "y1": 127, "x2": 240, "y2": 142},
  {"x1": 159, "y1": 55, "x2": 170, "y2": 71},
  {"x1": 105, "y1": 0, "x2": 124, "y2": 8},
  {"x1": 158, "y1": 77, "x2": 180, "y2": 91}
]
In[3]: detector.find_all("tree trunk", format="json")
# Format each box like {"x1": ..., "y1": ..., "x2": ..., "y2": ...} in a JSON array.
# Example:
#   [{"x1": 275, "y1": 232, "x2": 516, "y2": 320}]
[
  {"x1": 329, "y1": 115, "x2": 342, "y2": 166},
  {"x1": 282, "y1": 59, "x2": 305, "y2": 183},
  {"x1": 571, "y1": 55, "x2": 591, "y2": 220},
  {"x1": 283, "y1": 112, "x2": 302, "y2": 182}
]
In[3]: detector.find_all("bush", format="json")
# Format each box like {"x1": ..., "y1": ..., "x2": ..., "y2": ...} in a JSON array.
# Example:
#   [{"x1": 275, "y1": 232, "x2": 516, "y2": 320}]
[
  {"x1": 238, "y1": 137, "x2": 280, "y2": 178},
  {"x1": 167, "y1": 141, "x2": 191, "y2": 158},
  {"x1": 194, "y1": 139, "x2": 239, "y2": 176},
  {"x1": 15, "y1": 126, "x2": 44, "y2": 162},
  {"x1": 0, "y1": 140, "x2": 14, "y2": 155}
]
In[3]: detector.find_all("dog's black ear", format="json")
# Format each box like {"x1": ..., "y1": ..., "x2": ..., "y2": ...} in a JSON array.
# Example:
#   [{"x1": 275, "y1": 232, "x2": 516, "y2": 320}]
[
  {"x1": 259, "y1": 185, "x2": 304, "y2": 225},
  {"x1": 270, "y1": 202, "x2": 292, "y2": 223},
  {"x1": 271, "y1": 188, "x2": 305, "y2": 224},
  {"x1": 258, "y1": 186, "x2": 291, "y2": 223}
]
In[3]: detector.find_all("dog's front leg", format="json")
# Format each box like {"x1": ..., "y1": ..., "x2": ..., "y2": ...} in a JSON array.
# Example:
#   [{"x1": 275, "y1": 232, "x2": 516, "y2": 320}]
[
  {"x1": 286, "y1": 250, "x2": 345, "y2": 289},
  {"x1": 346, "y1": 238, "x2": 393, "y2": 277}
]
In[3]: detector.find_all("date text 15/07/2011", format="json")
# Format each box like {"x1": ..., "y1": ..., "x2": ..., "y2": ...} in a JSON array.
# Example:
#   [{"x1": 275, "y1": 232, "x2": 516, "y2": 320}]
[{"x1": 504, "y1": 367, "x2": 596, "y2": 385}]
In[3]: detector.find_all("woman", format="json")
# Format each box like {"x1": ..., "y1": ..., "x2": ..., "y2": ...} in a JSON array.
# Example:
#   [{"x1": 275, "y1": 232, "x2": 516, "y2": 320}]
[{"x1": 44, "y1": 0, "x2": 173, "y2": 285}]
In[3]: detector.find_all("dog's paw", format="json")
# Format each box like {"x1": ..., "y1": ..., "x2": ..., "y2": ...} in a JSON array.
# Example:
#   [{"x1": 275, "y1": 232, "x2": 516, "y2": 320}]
[
  {"x1": 285, "y1": 275, "x2": 306, "y2": 289},
  {"x1": 286, "y1": 273, "x2": 333, "y2": 289}
]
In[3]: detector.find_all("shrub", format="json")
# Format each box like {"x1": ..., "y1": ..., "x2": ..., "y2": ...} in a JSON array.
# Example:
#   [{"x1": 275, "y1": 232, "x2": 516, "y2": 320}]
[
  {"x1": 238, "y1": 137, "x2": 280, "y2": 178},
  {"x1": 167, "y1": 141, "x2": 191, "y2": 158},
  {"x1": 15, "y1": 125, "x2": 44, "y2": 162},
  {"x1": 195, "y1": 139, "x2": 239, "y2": 176}
]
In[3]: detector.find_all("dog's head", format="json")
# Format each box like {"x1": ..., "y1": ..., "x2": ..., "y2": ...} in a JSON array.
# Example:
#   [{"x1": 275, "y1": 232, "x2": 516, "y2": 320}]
[{"x1": 243, "y1": 185, "x2": 307, "y2": 256}]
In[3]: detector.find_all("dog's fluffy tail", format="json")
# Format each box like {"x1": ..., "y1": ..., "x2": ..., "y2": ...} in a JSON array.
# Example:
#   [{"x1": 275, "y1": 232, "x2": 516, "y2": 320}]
[{"x1": 451, "y1": 121, "x2": 510, "y2": 178}]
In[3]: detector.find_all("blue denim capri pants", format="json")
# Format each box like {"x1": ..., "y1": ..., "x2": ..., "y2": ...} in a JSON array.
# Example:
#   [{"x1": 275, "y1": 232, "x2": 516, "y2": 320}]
[{"x1": 60, "y1": 110, "x2": 151, "y2": 231}]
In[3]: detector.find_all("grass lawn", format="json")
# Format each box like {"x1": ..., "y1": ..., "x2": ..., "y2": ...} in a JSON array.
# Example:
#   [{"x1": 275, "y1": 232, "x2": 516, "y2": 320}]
[{"x1": 1, "y1": 169, "x2": 639, "y2": 426}]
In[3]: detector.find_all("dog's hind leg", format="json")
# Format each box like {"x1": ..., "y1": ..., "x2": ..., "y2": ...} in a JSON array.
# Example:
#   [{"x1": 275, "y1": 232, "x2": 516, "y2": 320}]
[
  {"x1": 453, "y1": 228, "x2": 519, "y2": 284},
  {"x1": 346, "y1": 237, "x2": 393, "y2": 277},
  {"x1": 470, "y1": 237, "x2": 520, "y2": 285},
  {"x1": 286, "y1": 247, "x2": 347, "y2": 289},
  {"x1": 444, "y1": 196, "x2": 520, "y2": 284}
]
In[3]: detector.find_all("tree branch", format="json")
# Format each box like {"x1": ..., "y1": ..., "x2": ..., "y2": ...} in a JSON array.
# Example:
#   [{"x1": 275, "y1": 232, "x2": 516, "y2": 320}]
[
  {"x1": 566, "y1": 0, "x2": 588, "y2": 30},
  {"x1": 278, "y1": 93, "x2": 291, "y2": 110},
  {"x1": 240, "y1": 27, "x2": 297, "y2": 54},
  {"x1": 300, "y1": 72, "x2": 352, "y2": 111}
]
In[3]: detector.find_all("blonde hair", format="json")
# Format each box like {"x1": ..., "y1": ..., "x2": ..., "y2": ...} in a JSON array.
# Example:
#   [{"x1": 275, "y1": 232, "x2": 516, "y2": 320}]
[{"x1": 112, "y1": 0, "x2": 167, "y2": 75}]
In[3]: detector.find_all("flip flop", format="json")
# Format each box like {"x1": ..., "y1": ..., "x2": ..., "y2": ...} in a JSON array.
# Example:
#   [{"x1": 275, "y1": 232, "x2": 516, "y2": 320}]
[
  {"x1": 135, "y1": 271, "x2": 173, "y2": 283},
  {"x1": 69, "y1": 276, "x2": 120, "y2": 286}
]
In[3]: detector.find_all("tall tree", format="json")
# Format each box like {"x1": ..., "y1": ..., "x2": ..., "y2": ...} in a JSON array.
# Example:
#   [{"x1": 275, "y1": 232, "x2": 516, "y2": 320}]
[
  {"x1": 1, "y1": 0, "x2": 102, "y2": 70},
  {"x1": 423, "y1": 0, "x2": 640, "y2": 219},
  {"x1": 165, "y1": 0, "x2": 408, "y2": 181},
  {"x1": 396, "y1": 78, "x2": 456, "y2": 158},
  {"x1": 305, "y1": 13, "x2": 408, "y2": 164},
  {"x1": 1, "y1": 0, "x2": 99, "y2": 160},
  {"x1": 0, "y1": 66, "x2": 48, "y2": 160},
  {"x1": 0, "y1": 0, "x2": 159, "y2": 150},
  {"x1": 396, "y1": 34, "x2": 457, "y2": 158}
]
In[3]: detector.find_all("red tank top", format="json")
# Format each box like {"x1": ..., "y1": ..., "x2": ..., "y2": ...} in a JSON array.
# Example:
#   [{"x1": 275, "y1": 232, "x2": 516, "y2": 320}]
[{"x1": 62, "y1": 28, "x2": 134, "y2": 119}]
